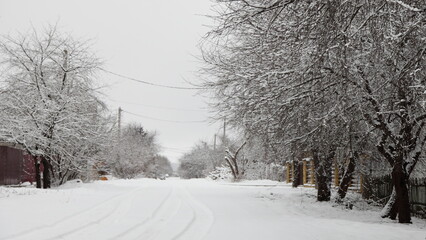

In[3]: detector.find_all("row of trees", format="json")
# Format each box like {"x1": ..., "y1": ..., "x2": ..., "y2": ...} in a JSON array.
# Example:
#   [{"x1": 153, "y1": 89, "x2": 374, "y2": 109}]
[
  {"x1": 0, "y1": 26, "x2": 172, "y2": 187},
  {"x1": 201, "y1": 0, "x2": 426, "y2": 223},
  {"x1": 178, "y1": 136, "x2": 284, "y2": 181},
  {"x1": 110, "y1": 124, "x2": 173, "y2": 179},
  {"x1": 178, "y1": 140, "x2": 224, "y2": 179}
]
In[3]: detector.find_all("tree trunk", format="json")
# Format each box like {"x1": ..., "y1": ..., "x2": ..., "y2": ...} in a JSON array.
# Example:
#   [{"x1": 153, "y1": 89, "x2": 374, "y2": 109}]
[
  {"x1": 42, "y1": 157, "x2": 51, "y2": 189},
  {"x1": 361, "y1": 174, "x2": 372, "y2": 199},
  {"x1": 381, "y1": 163, "x2": 412, "y2": 223},
  {"x1": 35, "y1": 157, "x2": 41, "y2": 189},
  {"x1": 225, "y1": 157, "x2": 237, "y2": 180},
  {"x1": 389, "y1": 195, "x2": 399, "y2": 220},
  {"x1": 313, "y1": 149, "x2": 333, "y2": 201},
  {"x1": 337, "y1": 152, "x2": 357, "y2": 199},
  {"x1": 380, "y1": 187, "x2": 397, "y2": 219},
  {"x1": 292, "y1": 160, "x2": 301, "y2": 188},
  {"x1": 316, "y1": 175, "x2": 331, "y2": 201},
  {"x1": 224, "y1": 142, "x2": 246, "y2": 181},
  {"x1": 392, "y1": 162, "x2": 411, "y2": 223}
]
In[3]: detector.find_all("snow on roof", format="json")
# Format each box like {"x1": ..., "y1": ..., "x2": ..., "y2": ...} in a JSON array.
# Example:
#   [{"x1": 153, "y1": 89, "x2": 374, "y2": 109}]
[{"x1": 0, "y1": 141, "x2": 24, "y2": 150}]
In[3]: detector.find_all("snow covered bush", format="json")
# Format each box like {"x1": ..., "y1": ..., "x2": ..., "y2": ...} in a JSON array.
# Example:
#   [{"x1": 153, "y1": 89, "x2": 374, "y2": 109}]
[{"x1": 208, "y1": 165, "x2": 232, "y2": 181}]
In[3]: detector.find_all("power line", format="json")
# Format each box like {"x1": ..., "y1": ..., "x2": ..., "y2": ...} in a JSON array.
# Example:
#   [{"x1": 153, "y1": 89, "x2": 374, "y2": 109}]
[
  {"x1": 108, "y1": 98, "x2": 207, "y2": 112},
  {"x1": 99, "y1": 67, "x2": 205, "y2": 90},
  {"x1": 122, "y1": 110, "x2": 207, "y2": 124}
]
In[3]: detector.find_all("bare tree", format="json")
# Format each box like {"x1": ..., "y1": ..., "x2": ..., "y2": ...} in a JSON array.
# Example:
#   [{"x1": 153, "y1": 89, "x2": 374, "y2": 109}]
[
  {"x1": 0, "y1": 25, "x2": 110, "y2": 187},
  {"x1": 201, "y1": 0, "x2": 426, "y2": 223},
  {"x1": 225, "y1": 141, "x2": 247, "y2": 181}
]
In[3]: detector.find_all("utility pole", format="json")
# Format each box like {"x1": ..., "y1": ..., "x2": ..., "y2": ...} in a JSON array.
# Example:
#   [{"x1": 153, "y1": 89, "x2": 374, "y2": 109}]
[
  {"x1": 118, "y1": 107, "x2": 122, "y2": 139},
  {"x1": 116, "y1": 107, "x2": 123, "y2": 163},
  {"x1": 223, "y1": 117, "x2": 226, "y2": 144}
]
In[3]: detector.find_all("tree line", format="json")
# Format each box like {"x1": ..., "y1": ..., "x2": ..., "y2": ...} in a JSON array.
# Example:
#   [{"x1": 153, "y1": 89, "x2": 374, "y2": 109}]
[
  {"x1": 200, "y1": 0, "x2": 426, "y2": 224},
  {"x1": 178, "y1": 135, "x2": 285, "y2": 181}
]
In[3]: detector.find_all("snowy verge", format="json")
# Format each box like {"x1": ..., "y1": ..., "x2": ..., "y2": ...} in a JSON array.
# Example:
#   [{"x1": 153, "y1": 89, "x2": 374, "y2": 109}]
[{"x1": 251, "y1": 181, "x2": 426, "y2": 228}]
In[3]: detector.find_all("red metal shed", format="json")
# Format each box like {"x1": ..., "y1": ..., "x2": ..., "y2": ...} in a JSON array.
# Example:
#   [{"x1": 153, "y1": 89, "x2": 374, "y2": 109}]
[{"x1": 0, "y1": 142, "x2": 36, "y2": 185}]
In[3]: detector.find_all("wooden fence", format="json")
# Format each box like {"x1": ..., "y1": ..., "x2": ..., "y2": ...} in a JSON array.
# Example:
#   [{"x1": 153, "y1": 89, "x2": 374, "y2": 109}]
[{"x1": 367, "y1": 175, "x2": 426, "y2": 218}]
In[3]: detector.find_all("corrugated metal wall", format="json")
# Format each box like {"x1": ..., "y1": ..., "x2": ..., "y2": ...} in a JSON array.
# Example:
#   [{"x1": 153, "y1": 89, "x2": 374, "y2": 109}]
[
  {"x1": 0, "y1": 146, "x2": 24, "y2": 185},
  {"x1": 0, "y1": 147, "x2": 5, "y2": 185},
  {"x1": 21, "y1": 154, "x2": 36, "y2": 183}
]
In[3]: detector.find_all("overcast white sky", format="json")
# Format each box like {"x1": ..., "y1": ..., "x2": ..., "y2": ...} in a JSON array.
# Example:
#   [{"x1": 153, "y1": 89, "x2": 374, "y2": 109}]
[{"x1": 0, "y1": 0, "x2": 223, "y2": 163}]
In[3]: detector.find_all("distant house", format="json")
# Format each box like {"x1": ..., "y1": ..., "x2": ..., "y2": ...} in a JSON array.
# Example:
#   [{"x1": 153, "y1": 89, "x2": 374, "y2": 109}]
[{"x1": 0, "y1": 142, "x2": 36, "y2": 185}]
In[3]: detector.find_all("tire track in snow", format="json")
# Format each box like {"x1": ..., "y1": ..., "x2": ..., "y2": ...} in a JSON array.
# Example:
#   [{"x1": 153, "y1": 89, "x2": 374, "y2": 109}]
[
  {"x1": 130, "y1": 182, "x2": 197, "y2": 240},
  {"x1": 168, "y1": 185, "x2": 215, "y2": 240},
  {"x1": 114, "y1": 181, "x2": 212, "y2": 240},
  {"x1": 105, "y1": 184, "x2": 177, "y2": 240},
  {"x1": 2, "y1": 186, "x2": 144, "y2": 240},
  {"x1": 133, "y1": 186, "x2": 185, "y2": 240},
  {"x1": 49, "y1": 186, "x2": 141, "y2": 240}
]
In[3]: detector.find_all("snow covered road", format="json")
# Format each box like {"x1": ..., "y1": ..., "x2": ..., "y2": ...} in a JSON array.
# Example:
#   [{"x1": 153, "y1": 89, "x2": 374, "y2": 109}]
[{"x1": 0, "y1": 178, "x2": 424, "y2": 240}]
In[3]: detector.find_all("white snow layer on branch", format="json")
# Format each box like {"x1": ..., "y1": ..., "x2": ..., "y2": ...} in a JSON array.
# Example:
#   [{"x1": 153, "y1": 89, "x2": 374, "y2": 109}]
[{"x1": 387, "y1": 0, "x2": 422, "y2": 12}]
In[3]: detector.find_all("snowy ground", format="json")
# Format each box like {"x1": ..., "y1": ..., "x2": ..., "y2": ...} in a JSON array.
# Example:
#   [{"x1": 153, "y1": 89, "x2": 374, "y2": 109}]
[{"x1": 0, "y1": 178, "x2": 425, "y2": 240}]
